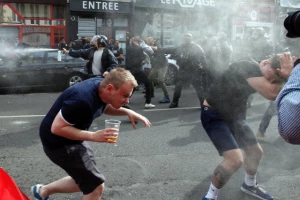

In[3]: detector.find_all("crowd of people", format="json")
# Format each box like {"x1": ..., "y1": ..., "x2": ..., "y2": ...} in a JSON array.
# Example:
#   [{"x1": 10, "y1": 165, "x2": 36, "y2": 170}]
[{"x1": 28, "y1": 27, "x2": 300, "y2": 200}]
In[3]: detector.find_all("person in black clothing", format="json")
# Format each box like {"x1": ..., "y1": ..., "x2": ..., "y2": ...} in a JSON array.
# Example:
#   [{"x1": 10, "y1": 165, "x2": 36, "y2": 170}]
[
  {"x1": 125, "y1": 36, "x2": 155, "y2": 109},
  {"x1": 162, "y1": 33, "x2": 209, "y2": 108},
  {"x1": 81, "y1": 37, "x2": 91, "y2": 49},
  {"x1": 112, "y1": 40, "x2": 124, "y2": 65},
  {"x1": 62, "y1": 35, "x2": 118, "y2": 77},
  {"x1": 69, "y1": 38, "x2": 83, "y2": 50},
  {"x1": 15, "y1": 38, "x2": 29, "y2": 49},
  {"x1": 58, "y1": 38, "x2": 67, "y2": 50},
  {"x1": 200, "y1": 55, "x2": 285, "y2": 200},
  {"x1": 108, "y1": 39, "x2": 114, "y2": 51}
]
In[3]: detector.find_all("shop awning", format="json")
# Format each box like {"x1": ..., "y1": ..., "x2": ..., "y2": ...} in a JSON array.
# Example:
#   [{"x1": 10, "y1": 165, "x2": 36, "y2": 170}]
[
  {"x1": 135, "y1": 0, "x2": 223, "y2": 10},
  {"x1": 280, "y1": 0, "x2": 300, "y2": 8}
]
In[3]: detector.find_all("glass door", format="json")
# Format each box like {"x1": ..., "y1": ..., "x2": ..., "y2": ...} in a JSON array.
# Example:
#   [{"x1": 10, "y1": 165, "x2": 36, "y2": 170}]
[
  {"x1": 96, "y1": 18, "x2": 113, "y2": 39},
  {"x1": 52, "y1": 27, "x2": 66, "y2": 49}
]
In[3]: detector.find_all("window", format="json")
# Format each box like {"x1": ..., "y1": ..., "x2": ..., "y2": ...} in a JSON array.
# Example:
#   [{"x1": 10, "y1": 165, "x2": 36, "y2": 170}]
[
  {"x1": 22, "y1": 52, "x2": 45, "y2": 65},
  {"x1": 11, "y1": 3, "x2": 50, "y2": 18},
  {"x1": 114, "y1": 18, "x2": 128, "y2": 27},
  {"x1": 52, "y1": 5, "x2": 65, "y2": 19}
]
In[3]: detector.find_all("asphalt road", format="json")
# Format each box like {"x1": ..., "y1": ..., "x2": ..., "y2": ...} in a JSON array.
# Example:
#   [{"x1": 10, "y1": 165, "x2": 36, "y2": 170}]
[{"x1": 0, "y1": 86, "x2": 300, "y2": 200}]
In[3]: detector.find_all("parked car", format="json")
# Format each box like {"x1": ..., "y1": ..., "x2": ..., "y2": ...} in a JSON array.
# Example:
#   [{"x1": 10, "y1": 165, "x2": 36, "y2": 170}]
[
  {"x1": 165, "y1": 54, "x2": 179, "y2": 85},
  {"x1": 0, "y1": 49, "x2": 88, "y2": 94}
]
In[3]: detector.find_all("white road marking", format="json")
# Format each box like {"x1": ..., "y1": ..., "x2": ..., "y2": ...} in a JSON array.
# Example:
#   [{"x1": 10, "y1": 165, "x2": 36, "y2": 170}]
[
  {"x1": 0, "y1": 107, "x2": 201, "y2": 118},
  {"x1": 143, "y1": 106, "x2": 201, "y2": 112},
  {"x1": 0, "y1": 115, "x2": 45, "y2": 118}
]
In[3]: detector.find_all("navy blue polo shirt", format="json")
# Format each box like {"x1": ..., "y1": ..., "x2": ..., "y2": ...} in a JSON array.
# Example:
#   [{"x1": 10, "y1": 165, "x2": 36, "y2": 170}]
[{"x1": 40, "y1": 78, "x2": 107, "y2": 149}]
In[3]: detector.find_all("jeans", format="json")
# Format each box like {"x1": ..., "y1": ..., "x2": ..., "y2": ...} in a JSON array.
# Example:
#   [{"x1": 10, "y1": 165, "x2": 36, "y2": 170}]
[
  {"x1": 149, "y1": 67, "x2": 169, "y2": 98},
  {"x1": 258, "y1": 101, "x2": 277, "y2": 134}
]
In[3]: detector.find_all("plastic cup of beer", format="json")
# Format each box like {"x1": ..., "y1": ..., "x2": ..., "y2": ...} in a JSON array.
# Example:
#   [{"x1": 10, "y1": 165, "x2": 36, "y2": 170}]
[{"x1": 105, "y1": 119, "x2": 121, "y2": 144}]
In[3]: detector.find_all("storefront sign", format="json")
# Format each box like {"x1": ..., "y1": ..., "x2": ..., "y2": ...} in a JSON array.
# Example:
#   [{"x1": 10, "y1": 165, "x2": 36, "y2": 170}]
[
  {"x1": 70, "y1": 1, "x2": 132, "y2": 13},
  {"x1": 234, "y1": 3, "x2": 274, "y2": 23},
  {"x1": 135, "y1": 0, "x2": 218, "y2": 9},
  {"x1": 280, "y1": 0, "x2": 300, "y2": 8},
  {"x1": 161, "y1": 0, "x2": 215, "y2": 7},
  {"x1": 22, "y1": 26, "x2": 51, "y2": 34}
]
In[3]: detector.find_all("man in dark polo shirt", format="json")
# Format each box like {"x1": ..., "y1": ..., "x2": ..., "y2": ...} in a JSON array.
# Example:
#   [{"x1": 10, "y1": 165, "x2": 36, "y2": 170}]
[
  {"x1": 31, "y1": 68, "x2": 151, "y2": 200},
  {"x1": 200, "y1": 55, "x2": 286, "y2": 200}
]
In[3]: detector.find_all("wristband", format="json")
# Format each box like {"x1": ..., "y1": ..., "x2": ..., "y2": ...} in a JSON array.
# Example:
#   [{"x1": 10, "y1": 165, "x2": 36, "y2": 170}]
[{"x1": 294, "y1": 58, "x2": 300, "y2": 68}]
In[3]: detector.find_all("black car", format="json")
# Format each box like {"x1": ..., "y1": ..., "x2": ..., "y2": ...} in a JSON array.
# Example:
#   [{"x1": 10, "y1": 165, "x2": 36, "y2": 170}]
[{"x1": 0, "y1": 49, "x2": 88, "y2": 93}]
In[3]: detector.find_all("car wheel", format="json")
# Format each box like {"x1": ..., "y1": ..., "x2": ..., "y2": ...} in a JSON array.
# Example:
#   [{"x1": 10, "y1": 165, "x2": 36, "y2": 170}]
[
  {"x1": 67, "y1": 73, "x2": 84, "y2": 87},
  {"x1": 165, "y1": 64, "x2": 178, "y2": 86}
]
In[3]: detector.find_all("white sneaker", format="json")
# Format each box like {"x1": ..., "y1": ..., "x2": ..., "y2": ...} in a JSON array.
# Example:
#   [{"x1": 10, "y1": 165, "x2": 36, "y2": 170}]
[{"x1": 145, "y1": 103, "x2": 155, "y2": 109}]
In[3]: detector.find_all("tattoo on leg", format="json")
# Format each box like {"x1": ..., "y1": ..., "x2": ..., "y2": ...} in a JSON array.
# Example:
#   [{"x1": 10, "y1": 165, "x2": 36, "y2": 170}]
[{"x1": 213, "y1": 165, "x2": 232, "y2": 188}]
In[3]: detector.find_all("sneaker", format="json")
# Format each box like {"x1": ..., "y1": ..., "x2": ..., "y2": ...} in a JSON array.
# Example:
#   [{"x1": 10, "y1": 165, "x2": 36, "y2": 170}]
[
  {"x1": 241, "y1": 182, "x2": 273, "y2": 200},
  {"x1": 31, "y1": 184, "x2": 49, "y2": 200},
  {"x1": 169, "y1": 102, "x2": 178, "y2": 108},
  {"x1": 202, "y1": 197, "x2": 215, "y2": 200},
  {"x1": 256, "y1": 131, "x2": 265, "y2": 142},
  {"x1": 145, "y1": 103, "x2": 155, "y2": 109},
  {"x1": 159, "y1": 97, "x2": 171, "y2": 103}
]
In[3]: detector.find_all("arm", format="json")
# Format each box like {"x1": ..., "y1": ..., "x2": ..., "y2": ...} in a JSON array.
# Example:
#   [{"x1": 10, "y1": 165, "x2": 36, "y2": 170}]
[
  {"x1": 51, "y1": 111, "x2": 118, "y2": 143},
  {"x1": 276, "y1": 65, "x2": 300, "y2": 144},
  {"x1": 116, "y1": 53, "x2": 123, "y2": 61},
  {"x1": 247, "y1": 77, "x2": 282, "y2": 100},
  {"x1": 116, "y1": 48, "x2": 124, "y2": 60},
  {"x1": 160, "y1": 47, "x2": 176, "y2": 55},
  {"x1": 104, "y1": 104, "x2": 151, "y2": 129},
  {"x1": 62, "y1": 48, "x2": 90, "y2": 60},
  {"x1": 102, "y1": 49, "x2": 118, "y2": 77},
  {"x1": 151, "y1": 46, "x2": 158, "y2": 51},
  {"x1": 107, "y1": 49, "x2": 118, "y2": 70}
]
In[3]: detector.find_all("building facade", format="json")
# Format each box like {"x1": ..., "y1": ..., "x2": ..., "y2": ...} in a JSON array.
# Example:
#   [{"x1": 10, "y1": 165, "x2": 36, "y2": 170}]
[
  {"x1": 232, "y1": 1, "x2": 275, "y2": 40},
  {"x1": 0, "y1": 0, "x2": 67, "y2": 48},
  {"x1": 133, "y1": 0, "x2": 236, "y2": 47},
  {"x1": 67, "y1": 0, "x2": 133, "y2": 57},
  {"x1": 2, "y1": 0, "x2": 284, "y2": 49}
]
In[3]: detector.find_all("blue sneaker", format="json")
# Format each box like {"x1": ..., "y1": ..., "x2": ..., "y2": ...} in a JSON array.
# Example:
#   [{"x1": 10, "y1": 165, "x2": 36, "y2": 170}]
[
  {"x1": 159, "y1": 96, "x2": 170, "y2": 103},
  {"x1": 31, "y1": 184, "x2": 49, "y2": 200},
  {"x1": 241, "y1": 182, "x2": 273, "y2": 200},
  {"x1": 202, "y1": 197, "x2": 215, "y2": 200}
]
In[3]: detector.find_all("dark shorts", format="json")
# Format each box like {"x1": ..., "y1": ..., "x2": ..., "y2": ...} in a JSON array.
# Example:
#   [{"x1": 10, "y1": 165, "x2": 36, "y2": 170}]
[
  {"x1": 201, "y1": 106, "x2": 258, "y2": 155},
  {"x1": 43, "y1": 141, "x2": 105, "y2": 195}
]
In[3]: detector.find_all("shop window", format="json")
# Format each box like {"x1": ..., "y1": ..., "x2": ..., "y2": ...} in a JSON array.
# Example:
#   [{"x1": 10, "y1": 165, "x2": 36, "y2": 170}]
[
  {"x1": 0, "y1": 4, "x2": 22, "y2": 23},
  {"x1": 52, "y1": 5, "x2": 65, "y2": 19},
  {"x1": 114, "y1": 18, "x2": 128, "y2": 27},
  {"x1": 11, "y1": 3, "x2": 50, "y2": 18},
  {"x1": 96, "y1": 18, "x2": 112, "y2": 27},
  {"x1": 96, "y1": 18, "x2": 113, "y2": 39},
  {"x1": 54, "y1": 28, "x2": 65, "y2": 46},
  {"x1": 7, "y1": 3, "x2": 65, "y2": 26}
]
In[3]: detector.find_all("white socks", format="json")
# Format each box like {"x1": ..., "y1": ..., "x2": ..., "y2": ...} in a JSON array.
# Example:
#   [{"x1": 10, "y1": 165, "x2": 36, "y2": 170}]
[
  {"x1": 204, "y1": 173, "x2": 256, "y2": 199},
  {"x1": 205, "y1": 182, "x2": 220, "y2": 199},
  {"x1": 245, "y1": 172, "x2": 257, "y2": 186}
]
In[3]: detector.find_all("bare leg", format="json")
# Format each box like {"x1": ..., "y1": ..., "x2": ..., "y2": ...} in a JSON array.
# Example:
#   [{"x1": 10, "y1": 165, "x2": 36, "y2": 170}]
[
  {"x1": 82, "y1": 183, "x2": 104, "y2": 200},
  {"x1": 39, "y1": 176, "x2": 80, "y2": 198},
  {"x1": 243, "y1": 143, "x2": 263, "y2": 175},
  {"x1": 212, "y1": 149, "x2": 244, "y2": 188},
  {"x1": 39, "y1": 176, "x2": 104, "y2": 200}
]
